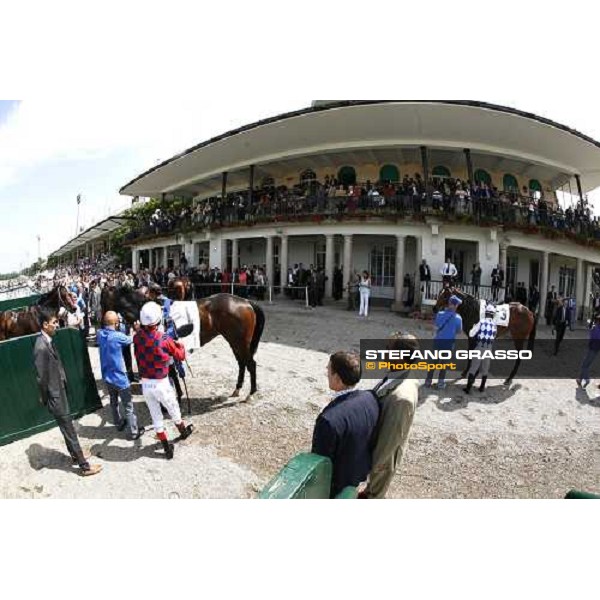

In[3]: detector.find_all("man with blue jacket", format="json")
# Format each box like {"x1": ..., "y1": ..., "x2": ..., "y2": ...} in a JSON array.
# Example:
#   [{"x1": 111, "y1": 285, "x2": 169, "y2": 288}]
[
  {"x1": 424, "y1": 294, "x2": 463, "y2": 390},
  {"x1": 97, "y1": 311, "x2": 144, "y2": 440}
]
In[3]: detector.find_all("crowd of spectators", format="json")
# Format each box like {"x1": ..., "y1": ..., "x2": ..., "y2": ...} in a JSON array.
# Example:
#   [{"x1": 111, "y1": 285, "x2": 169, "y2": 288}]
[{"x1": 125, "y1": 172, "x2": 600, "y2": 243}]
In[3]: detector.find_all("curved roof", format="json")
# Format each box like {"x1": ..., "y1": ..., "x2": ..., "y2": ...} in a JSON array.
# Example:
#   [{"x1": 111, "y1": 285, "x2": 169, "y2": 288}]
[
  {"x1": 49, "y1": 215, "x2": 136, "y2": 258},
  {"x1": 120, "y1": 101, "x2": 600, "y2": 197}
]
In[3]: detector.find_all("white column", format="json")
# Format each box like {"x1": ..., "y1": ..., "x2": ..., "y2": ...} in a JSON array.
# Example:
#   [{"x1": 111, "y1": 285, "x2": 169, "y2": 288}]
[
  {"x1": 325, "y1": 234, "x2": 334, "y2": 298},
  {"x1": 576, "y1": 258, "x2": 584, "y2": 320},
  {"x1": 585, "y1": 265, "x2": 593, "y2": 320},
  {"x1": 148, "y1": 247, "x2": 154, "y2": 270},
  {"x1": 414, "y1": 235, "x2": 423, "y2": 306},
  {"x1": 232, "y1": 239, "x2": 239, "y2": 271},
  {"x1": 392, "y1": 235, "x2": 406, "y2": 311},
  {"x1": 90, "y1": 243, "x2": 95, "y2": 259},
  {"x1": 343, "y1": 234, "x2": 353, "y2": 298},
  {"x1": 163, "y1": 245, "x2": 169, "y2": 269},
  {"x1": 265, "y1": 235, "x2": 274, "y2": 285},
  {"x1": 540, "y1": 251, "x2": 549, "y2": 303},
  {"x1": 280, "y1": 235, "x2": 289, "y2": 289},
  {"x1": 131, "y1": 248, "x2": 138, "y2": 273}
]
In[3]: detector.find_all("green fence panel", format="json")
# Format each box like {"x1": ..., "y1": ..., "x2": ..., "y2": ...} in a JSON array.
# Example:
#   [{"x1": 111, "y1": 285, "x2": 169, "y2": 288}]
[
  {"x1": 259, "y1": 453, "x2": 334, "y2": 499},
  {"x1": 0, "y1": 294, "x2": 41, "y2": 312},
  {"x1": 335, "y1": 486, "x2": 359, "y2": 499},
  {"x1": 0, "y1": 328, "x2": 101, "y2": 446},
  {"x1": 565, "y1": 489, "x2": 600, "y2": 499}
]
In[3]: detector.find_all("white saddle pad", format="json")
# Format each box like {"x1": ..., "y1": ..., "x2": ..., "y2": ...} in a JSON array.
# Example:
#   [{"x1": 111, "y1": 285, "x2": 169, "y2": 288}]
[
  {"x1": 479, "y1": 300, "x2": 510, "y2": 327},
  {"x1": 170, "y1": 301, "x2": 201, "y2": 352}
]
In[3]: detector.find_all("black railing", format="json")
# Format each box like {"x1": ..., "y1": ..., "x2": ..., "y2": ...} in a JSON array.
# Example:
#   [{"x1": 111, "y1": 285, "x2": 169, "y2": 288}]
[{"x1": 123, "y1": 194, "x2": 600, "y2": 247}]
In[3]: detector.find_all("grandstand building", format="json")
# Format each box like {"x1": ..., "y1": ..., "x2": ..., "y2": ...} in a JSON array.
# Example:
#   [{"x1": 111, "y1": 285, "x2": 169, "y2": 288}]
[{"x1": 118, "y1": 100, "x2": 600, "y2": 313}]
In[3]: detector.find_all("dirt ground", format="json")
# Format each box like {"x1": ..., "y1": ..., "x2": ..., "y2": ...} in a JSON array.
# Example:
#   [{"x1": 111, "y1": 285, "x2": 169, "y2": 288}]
[{"x1": 1, "y1": 298, "x2": 599, "y2": 499}]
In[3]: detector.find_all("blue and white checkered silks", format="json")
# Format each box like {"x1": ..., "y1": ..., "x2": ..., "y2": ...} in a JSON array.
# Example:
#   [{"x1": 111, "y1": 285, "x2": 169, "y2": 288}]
[{"x1": 475, "y1": 319, "x2": 498, "y2": 347}]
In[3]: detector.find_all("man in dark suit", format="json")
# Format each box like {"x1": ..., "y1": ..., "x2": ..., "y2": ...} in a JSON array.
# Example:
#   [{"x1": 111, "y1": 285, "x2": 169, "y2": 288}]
[
  {"x1": 33, "y1": 307, "x2": 102, "y2": 476},
  {"x1": 419, "y1": 259, "x2": 432, "y2": 299},
  {"x1": 311, "y1": 351, "x2": 379, "y2": 497},
  {"x1": 552, "y1": 297, "x2": 568, "y2": 356},
  {"x1": 545, "y1": 285, "x2": 558, "y2": 326}
]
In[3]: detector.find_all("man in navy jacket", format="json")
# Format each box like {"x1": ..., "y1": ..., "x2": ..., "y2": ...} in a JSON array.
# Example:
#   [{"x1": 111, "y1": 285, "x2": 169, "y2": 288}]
[{"x1": 311, "y1": 351, "x2": 379, "y2": 497}]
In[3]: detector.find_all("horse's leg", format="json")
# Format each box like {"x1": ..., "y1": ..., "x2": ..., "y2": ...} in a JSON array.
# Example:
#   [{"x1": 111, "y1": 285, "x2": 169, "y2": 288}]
[
  {"x1": 248, "y1": 356, "x2": 258, "y2": 395},
  {"x1": 460, "y1": 337, "x2": 475, "y2": 379},
  {"x1": 231, "y1": 351, "x2": 246, "y2": 398},
  {"x1": 504, "y1": 339, "x2": 524, "y2": 386}
]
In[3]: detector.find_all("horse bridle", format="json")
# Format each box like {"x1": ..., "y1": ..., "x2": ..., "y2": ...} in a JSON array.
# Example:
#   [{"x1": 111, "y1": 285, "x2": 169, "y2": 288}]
[{"x1": 57, "y1": 286, "x2": 76, "y2": 313}]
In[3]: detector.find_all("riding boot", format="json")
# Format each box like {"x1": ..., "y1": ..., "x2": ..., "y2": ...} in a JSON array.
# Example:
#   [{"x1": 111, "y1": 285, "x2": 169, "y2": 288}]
[
  {"x1": 463, "y1": 374, "x2": 476, "y2": 394},
  {"x1": 177, "y1": 422, "x2": 194, "y2": 440},
  {"x1": 478, "y1": 376, "x2": 487, "y2": 393},
  {"x1": 160, "y1": 438, "x2": 174, "y2": 460}
]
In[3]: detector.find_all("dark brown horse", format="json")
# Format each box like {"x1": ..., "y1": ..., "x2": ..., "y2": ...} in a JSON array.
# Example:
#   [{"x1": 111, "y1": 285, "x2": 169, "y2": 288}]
[
  {"x1": 101, "y1": 287, "x2": 265, "y2": 397},
  {"x1": 0, "y1": 285, "x2": 78, "y2": 341},
  {"x1": 168, "y1": 277, "x2": 193, "y2": 301},
  {"x1": 434, "y1": 286, "x2": 537, "y2": 386}
]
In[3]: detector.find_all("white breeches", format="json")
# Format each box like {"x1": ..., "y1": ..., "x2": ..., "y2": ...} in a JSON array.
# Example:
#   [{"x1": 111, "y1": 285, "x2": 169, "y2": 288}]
[
  {"x1": 359, "y1": 290, "x2": 370, "y2": 316},
  {"x1": 141, "y1": 377, "x2": 182, "y2": 433}
]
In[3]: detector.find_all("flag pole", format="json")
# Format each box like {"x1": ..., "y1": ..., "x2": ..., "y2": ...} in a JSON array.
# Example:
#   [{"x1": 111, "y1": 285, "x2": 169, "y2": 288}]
[{"x1": 76, "y1": 194, "x2": 81, "y2": 236}]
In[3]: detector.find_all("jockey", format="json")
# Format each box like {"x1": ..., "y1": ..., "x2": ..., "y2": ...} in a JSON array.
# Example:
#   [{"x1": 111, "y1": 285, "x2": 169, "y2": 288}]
[
  {"x1": 147, "y1": 283, "x2": 185, "y2": 402},
  {"x1": 464, "y1": 304, "x2": 498, "y2": 394},
  {"x1": 134, "y1": 302, "x2": 194, "y2": 459}
]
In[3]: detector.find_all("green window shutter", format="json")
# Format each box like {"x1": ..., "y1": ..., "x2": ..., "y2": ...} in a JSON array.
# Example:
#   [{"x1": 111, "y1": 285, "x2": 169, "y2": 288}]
[
  {"x1": 432, "y1": 165, "x2": 451, "y2": 178},
  {"x1": 337, "y1": 166, "x2": 357, "y2": 186},
  {"x1": 529, "y1": 179, "x2": 542, "y2": 192},
  {"x1": 474, "y1": 169, "x2": 491, "y2": 185},
  {"x1": 379, "y1": 164, "x2": 400, "y2": 182},
  {"x1": 503, "y1": 173, "x2": 519, "y2": 192}
]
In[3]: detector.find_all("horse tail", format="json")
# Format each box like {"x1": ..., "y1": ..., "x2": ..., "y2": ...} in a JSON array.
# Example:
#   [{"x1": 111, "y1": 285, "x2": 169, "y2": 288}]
[
  {"x1": 248, "y1": 300, "x2": 265, "y2": 357},
  {"x1": 527, "y1": 310, "x2": 538, "y2": 351}
]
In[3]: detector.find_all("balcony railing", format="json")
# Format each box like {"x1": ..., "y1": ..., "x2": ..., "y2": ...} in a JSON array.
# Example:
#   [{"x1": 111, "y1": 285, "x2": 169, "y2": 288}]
[{"x1": 123, "y1": 194, "x2": 600, "y2": 248}]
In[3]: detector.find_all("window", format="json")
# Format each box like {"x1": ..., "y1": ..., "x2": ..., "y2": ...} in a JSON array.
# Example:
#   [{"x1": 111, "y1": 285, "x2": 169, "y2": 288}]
[
  {"x1": 529, "y1": 179, "x2": 542, "y2": 192},
  {"x1": 432, "y1": 165, "x2": 451, "y2": 178},
  {"x1": 559, "y1": 266, "x2": 575, "y2": 297},
  {"x1": 300, "y1": 169, "x2": 316, "y2": 183},
  {"x1": 529, "y1": 259, "x2": 540, "y2": 290},
  {"x1": 314, "y1": 242, "x2": 325, "y2": 270},
  {"x1": 337, "y1": 166, "x2": 356, "y2": 186},
  {"x1": 503, "y1": 174, "x2": 519, "y2": 192},
  {"x1": 379, "y1": 164, "x2": 400, "y2": 182},
  {"x1": 474, "y1": 169, "x2": 492, "y2": 185},
  {"x1": 369, "y1": 244, "x2": 396, "y2": 287},
  {"x1": 529, "y1": 179, "x2": 542, "y2": 200},
  {"x1": 198, "y1": 245, "x2": 210, "y2": 266}
]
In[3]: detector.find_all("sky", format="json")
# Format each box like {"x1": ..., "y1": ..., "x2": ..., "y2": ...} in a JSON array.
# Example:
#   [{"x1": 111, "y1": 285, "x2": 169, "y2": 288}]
[{"x1": 2, "y1": 1, "x2": 600, "y2": 274}]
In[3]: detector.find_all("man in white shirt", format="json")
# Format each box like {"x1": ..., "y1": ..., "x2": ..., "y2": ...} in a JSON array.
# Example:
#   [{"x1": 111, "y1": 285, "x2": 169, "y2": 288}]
[{"x1": 440, "y1": 256, "x2": 458, "y2": 285}]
